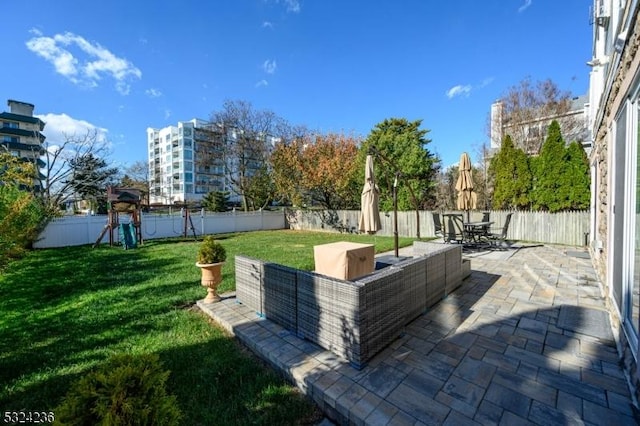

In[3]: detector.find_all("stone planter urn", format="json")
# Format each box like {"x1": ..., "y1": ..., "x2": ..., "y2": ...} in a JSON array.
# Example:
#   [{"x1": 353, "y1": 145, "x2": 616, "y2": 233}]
[
  {"x1": 196, "y1": 262, "x2": 224, "y2": 303},
  {"x1": 196, "y1": 236, "x2": 227, "y2": 304}
]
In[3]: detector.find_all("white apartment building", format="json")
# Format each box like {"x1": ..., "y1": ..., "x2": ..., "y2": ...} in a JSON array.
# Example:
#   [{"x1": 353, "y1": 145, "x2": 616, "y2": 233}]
[
  {"x1": 147, "y1": 119, "x2": 227, "y2": 204},
  {"x1": 147, "y1": 118, "x2": 277, "y2": 206}
]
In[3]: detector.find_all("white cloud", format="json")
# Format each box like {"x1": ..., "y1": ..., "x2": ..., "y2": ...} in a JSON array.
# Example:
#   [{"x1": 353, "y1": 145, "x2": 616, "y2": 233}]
[
  {"x1": 479, "y1": 77, "x2": 494, "y2": 88},
  {"x1": 26, "y1": 29, "x2": 142, "y2": 95},
  {"x1": 255, "y1": 79, "x2": 268, "y2": 88},
  {"x1": 115, "y1": 81, "x2": 131, "y2": 96},
  {"x1": 164, "y1": 109, "x2": 171, "y2": 120},
  {"x1": 445, "y1": 77, "x2": 493, "y2": 99},
  {"x1": 262, "y1": 21, "x2": 274, "y2": 29},
  {"x1": 262, "y1": 59, "x2": 277, "y2": 74},
  {"x1": 518, "y1": 0, "x2": 532, "y2": 13},
  {"x1": 280, "y1": 0, "x2": 300, "y2": 13},
  {"x1": 268, "y1": 0, "x2": 300, "y2": 13},
  {"x1": 145, "y1": 88, "x2": 162, "y2": 98},
  {"x1": 36, "y1": 112, "x2": 108, "y2": 146},
  {"x1": 446, "y1": 84, "x2": 472, "y2": 99}
]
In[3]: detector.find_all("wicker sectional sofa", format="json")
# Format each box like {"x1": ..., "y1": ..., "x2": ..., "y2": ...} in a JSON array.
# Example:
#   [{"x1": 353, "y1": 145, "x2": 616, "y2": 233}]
[{"x1": 235, "y1": 242, "x2": 468, "y2": 369}]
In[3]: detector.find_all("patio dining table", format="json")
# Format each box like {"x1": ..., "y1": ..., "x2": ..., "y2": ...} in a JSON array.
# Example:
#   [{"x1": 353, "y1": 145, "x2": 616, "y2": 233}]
[{"x1": 463, "y1": 221, "x2": 494, "y2": 244}]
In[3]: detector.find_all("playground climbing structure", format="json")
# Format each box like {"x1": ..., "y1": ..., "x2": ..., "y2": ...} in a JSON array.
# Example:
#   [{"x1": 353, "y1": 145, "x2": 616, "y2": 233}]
[{"x1": 93, "y1": 187, "x2": 143, "y2": 248}]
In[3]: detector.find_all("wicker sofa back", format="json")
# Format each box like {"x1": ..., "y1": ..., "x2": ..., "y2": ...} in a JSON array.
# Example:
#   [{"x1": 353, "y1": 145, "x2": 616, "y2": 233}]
[{"x1": 234, "y1": 242, "x2": 466, "y2": 369}]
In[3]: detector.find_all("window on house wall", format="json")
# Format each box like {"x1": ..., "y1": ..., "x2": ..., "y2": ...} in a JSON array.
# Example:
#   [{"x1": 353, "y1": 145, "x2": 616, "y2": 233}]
[
  {"x1": 632, "y1": 102, "x2": 640, "y2": 338},
  {"x1": 590, "y1": 162, "x2": 598, "y2": 247},
  {"x1": 3, "y1": 121, "x2": 19, "y2": 129},
  {"x1": 612, "y1": 105, "x2": 627, "y2": 311}
]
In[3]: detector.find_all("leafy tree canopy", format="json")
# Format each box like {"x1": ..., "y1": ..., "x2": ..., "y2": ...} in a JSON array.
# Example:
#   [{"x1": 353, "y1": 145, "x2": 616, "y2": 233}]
[
  {"x1": 361, "y1": 118, "x2": 438, "y2": 211},
  {"x1": 272, "y1": 132, "x2": 361, "y2": 210},
  {"x1": 0, "y1": 151, "x2": 37, "y2": 188}
]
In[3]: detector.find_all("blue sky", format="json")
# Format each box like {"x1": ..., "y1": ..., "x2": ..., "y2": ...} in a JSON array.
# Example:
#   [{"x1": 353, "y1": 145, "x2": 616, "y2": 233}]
[{"x1": 3, "y1": 0, "x2": 592, "y2": 169}]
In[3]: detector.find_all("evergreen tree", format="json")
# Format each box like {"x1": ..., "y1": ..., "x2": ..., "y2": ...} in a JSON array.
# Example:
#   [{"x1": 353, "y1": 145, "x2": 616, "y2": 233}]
[
  {"x1": 67, "y1": 153, "x2": 119, "y2": 213},
  {"x1": 565, "y1": 141, "x2": 590, "y2": 209},
  {"x1": 361, "y1": 118, "x2": 439, "y2": 238},
  {"x1": 202, "y1": 190, "x2": 229, "y2": 212},
  {"x1": 361, "y1": 118, "x2": 438, "y2": 211},
  {"x1": 489, "y1": 135, "x2": 532, "y2": 209},
  {"x1": 531, "y1": 121, "x2": 569, "y2": 211}
]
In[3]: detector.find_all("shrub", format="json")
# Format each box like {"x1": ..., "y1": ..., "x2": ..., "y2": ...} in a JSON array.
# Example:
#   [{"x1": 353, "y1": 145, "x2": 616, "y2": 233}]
[
  {"x1": 0, "y1": 185, "x2": 47, "y2": 265},
  {"x1": 196, "y1": 235, "x2": 227, "y2": 264},
  {"x1": 55, "y1": 353, "x2": 182, "y2": 426}
]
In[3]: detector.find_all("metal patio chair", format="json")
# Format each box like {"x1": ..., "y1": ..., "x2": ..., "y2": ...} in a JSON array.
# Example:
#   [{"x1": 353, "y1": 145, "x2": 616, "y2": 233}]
[
  {"x1": 487, "y1": 213, "x2": 513, "y2": 248},
  {"x1": 442, "y1": 213, "x2": 465, "y2": 244},
  {"x1": 432, "y1": 212, "x2": 443, "y2": 240}
]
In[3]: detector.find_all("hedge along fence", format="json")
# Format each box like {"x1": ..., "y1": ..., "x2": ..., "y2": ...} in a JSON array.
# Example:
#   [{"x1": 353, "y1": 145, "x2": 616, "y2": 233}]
[{"x1": 285, "y1": 209, "x2": 590, "y2": 247}]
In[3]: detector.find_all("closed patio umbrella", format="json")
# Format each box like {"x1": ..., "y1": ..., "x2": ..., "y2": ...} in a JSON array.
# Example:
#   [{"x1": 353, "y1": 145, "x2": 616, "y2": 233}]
[
  {"x1": 359, "y1": 154, "x2": 382, "y2": 234},
  {"x1": 455, "y1": 152, "x2": 477, "y2": 222}
]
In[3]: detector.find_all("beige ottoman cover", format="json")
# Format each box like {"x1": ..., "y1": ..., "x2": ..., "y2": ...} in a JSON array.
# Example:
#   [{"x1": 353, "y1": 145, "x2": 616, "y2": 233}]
[{"x1": 314, "y1": 241, "x2": 375, "y2": 280}]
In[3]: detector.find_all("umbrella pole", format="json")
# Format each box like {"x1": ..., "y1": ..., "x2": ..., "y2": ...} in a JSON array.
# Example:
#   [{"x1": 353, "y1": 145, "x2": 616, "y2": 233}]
[{"x1": 393, "y1": 173, "x2": 399, "y2": 257}]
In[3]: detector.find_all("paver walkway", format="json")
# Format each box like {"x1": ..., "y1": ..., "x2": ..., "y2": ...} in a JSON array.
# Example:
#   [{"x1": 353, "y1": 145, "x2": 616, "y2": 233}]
[{"x1": 198, "y1": 243, "x2": 639, "y2": 425}]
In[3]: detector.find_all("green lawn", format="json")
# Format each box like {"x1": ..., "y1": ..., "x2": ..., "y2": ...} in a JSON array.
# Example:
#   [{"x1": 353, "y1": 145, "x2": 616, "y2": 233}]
[{"x1": 0, "y1": 230, "x2": 413, "y2": 425}]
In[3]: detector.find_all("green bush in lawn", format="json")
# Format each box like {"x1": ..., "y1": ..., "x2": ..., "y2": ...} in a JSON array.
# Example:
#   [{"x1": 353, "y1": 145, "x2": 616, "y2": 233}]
[
  {"x1": 196, "y1": 235, "x2": 227, "y2": 264},
  {"x1": 55, "y1": 353, "x2": 182, "y2": 426},
  {"x1": 0, "y1": 185, "x2": 47, "y2": 265}
]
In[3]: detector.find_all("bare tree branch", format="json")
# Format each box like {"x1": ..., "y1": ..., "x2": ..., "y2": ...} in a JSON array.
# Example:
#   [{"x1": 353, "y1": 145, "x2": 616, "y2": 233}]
[
  {"x1": 490, "y1": 77, "x2": 578, "y2": 155},
  {"x1": 39, "y1": 129, "x2": 112, "y2": 210}
]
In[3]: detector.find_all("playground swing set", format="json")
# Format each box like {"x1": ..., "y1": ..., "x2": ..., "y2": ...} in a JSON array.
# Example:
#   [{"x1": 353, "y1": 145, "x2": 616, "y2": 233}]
[
  {"x1": 93, "y1": 187, "x2": 200, "y2": 249},
  {"x1": 93, "y1": 187, "x2": 143, "y2": 249}
]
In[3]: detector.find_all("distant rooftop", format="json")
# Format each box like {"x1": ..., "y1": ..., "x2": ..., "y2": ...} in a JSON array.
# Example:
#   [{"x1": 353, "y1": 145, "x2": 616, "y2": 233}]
[{"x1": 7, "y1": 99, "x2": 35, "y2": 117}]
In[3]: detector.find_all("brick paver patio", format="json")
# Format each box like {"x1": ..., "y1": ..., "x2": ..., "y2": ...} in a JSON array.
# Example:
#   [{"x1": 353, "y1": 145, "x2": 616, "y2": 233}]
[{"x1": 199, "y1": 243, "x2": 639, "y2": 425}]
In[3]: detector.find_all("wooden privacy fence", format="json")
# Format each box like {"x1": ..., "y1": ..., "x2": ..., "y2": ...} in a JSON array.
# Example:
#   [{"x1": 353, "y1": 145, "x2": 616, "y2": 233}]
[
  {"x1": 35, "y1": 209, "x2": 589, "y2": 248},
  {"x1": 286, "y1": 209, "x2": 590, "y2": 247},
  {"x1": 34, "y1": 210, "x2": 286, "y2": 249}
]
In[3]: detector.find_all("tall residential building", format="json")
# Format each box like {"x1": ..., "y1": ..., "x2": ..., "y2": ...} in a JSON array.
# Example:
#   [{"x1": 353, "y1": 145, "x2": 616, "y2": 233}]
[
  {"x1": 147, "y1": 119, "x2": 227, "y2": 204},
  {"x1": 490, "y1": 94, "x2": 590, "y2": 155},
  {"x1": 148, "y1": 117, "x2": 278, "y2": 206},
  {"x1": 0, "y1": 99, "x2": 45, "y2": 190}
]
